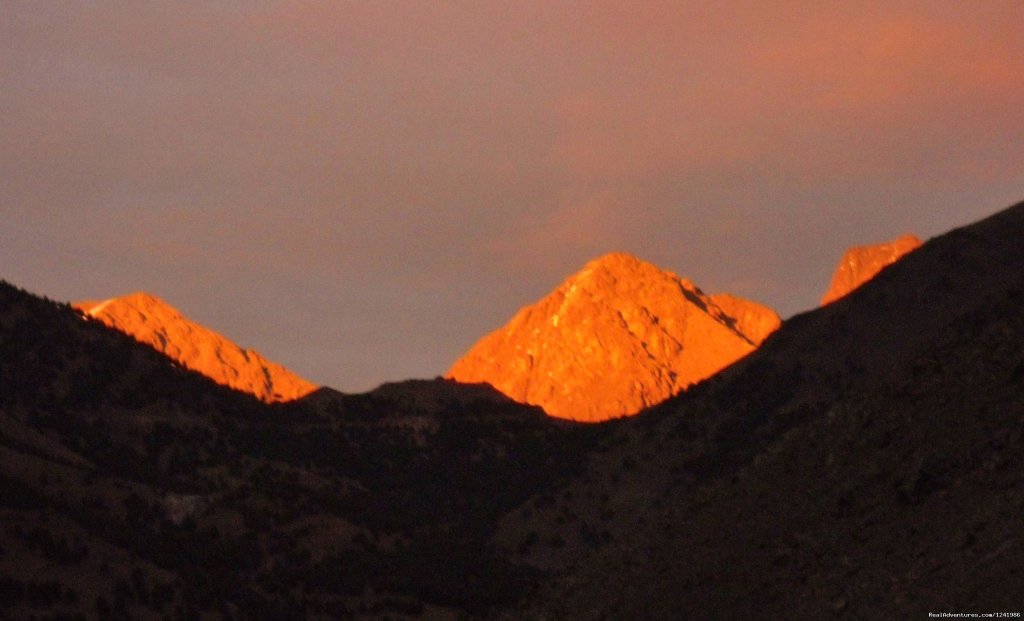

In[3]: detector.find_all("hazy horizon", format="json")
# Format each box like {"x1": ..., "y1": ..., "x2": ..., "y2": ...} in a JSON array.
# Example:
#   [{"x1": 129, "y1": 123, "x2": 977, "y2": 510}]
[{"x1": 4, "y1": 1, "x2": 1023, "y2": 391}]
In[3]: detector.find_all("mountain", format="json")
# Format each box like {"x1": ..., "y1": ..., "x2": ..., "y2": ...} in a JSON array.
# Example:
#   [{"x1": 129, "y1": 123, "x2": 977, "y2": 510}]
[
  {"x1": 74, "y1": 292, "x2": 316, "y2": 403},
  {"x1": 0, "y1": 281, "x2": 590, "y2": 619},
  {"x1": 5, "y1": 199, "x2": 1024, "y2": 620},
  {"x1": 821, "y1": 233, "x2": 922, "y2": 304},
  {"x1": 503, "y1": 201, "x2": 1024, "y2": 619},
  {"x1": 447, "y1": 252, "x2": 780, "y2": 422}
]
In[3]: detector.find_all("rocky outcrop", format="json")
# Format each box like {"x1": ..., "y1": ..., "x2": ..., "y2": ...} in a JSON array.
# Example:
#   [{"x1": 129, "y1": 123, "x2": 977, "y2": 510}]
[
  {"x1": 709, "y1": 293, "x2": 782, "y2": 346},
  {"x1": 74, "y1": 293, "x2": 316, "y2": 402},
  {"x1": 821, "y1": 234, "x2": 922, "y2": 305},
  {"x1": 446, "y1": 253, "x2": 780, "y2": 422}
]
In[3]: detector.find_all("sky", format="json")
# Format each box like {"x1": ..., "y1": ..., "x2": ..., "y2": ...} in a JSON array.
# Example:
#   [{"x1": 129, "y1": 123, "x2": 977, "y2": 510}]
[{"x1": 3, "y1": 1, "x2": 1024, "y2": 392}]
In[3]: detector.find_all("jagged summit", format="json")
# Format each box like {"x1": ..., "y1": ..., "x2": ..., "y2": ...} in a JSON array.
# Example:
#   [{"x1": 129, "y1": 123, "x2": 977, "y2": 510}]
[
  {"x1": 74, "y1": 292, "x2": 316, "y2": 403},
  {"x1": 821, "y1": 233, "x2": 922, "y2": 305},
  {"x1": 446, "y1": 252, "x2": 780, "y2": 422}
]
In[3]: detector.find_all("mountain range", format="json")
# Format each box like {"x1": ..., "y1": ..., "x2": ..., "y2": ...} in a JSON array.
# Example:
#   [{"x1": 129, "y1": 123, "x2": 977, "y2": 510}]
[
  {"x1": 2, "y1": 202, "x2": 1021, "y2": 619},
  {"x1": 70, "y1": 235, "x2": 912, "y2": 422}
]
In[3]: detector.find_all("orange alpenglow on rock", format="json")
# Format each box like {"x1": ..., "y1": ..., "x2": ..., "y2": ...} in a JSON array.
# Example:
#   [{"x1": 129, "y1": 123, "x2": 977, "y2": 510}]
[
  {"x1": 73, "y1": 293, "x2": 316, "y2": 403},
  {"x1": 446, "y1": 252, "x2": 781, "y2": 422},
  {"x1": 821, "y1": 234, "x2": 922, "y2": 305}
]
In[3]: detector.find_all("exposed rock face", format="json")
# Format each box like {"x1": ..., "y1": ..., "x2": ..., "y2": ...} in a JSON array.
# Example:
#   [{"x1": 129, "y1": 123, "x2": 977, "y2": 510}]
[
  {"x1": 821, "y1": 234, "x2": 922, "y2": 305},
  {"x1": 74, "y1": 293, "x2": 316, "y2": 402},
  {"x1": 446, "y1": 253, "x2": 780, "y2": 422},
  {"x1": 709, "y1": 293, "x2": 782, "y2": 346}
]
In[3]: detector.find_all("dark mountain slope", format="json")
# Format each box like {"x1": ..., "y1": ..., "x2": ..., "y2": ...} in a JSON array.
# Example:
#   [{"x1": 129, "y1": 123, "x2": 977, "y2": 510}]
[
  {"x1": 506, "y1": 200, "x2": 1024, "y2": 619},
  {"x1": 0, "y1": 282, "x2": 593, "y2": 619}
]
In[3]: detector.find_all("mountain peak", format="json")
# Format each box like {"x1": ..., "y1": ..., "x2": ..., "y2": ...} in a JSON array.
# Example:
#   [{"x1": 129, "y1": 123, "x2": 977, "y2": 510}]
[
  {"x1": 80, "y1": 292, "x2": 177, "y2": 319},
  {"x1": 565, "y1": 252, "x2": 676, "y2": 290},
  {"x1": 577, "y1": 252, "x2": 694, "y2": 284},
  {"x1": 821, "y1": 234, "x2": 922, "y2": 305},
  {"x1": 74, "y1": 293, "x2": 316, "y2": 403},
  {"x1": 581, "y1": 251, "x2": 647, "y2": 272},
  {"x1": 446, "y1": 254, "x2": 779, "y2": 422}
]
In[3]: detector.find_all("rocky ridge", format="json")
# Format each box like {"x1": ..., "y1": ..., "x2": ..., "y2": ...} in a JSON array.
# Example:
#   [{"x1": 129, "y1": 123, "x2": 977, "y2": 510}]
[
  {"x1": 74, "y1": 293, "x2": 316, "y2": 402},
  {"x1": 821, "y1": 233, "x2": 922, "y2": 305}
]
